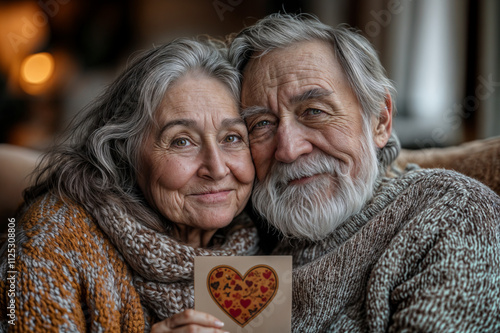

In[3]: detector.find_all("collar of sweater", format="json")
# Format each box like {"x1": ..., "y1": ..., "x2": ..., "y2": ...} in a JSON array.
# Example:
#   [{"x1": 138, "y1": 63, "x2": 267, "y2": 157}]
[
  {"x1": 274, "y1": 162, "x2": 423, "y2": 266},
  {"x1": 95, "y1": 202, "x2": 259, "y2": 319}
]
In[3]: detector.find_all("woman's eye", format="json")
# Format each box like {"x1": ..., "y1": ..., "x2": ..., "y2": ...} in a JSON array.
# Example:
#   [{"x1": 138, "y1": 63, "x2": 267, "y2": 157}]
[
  {"x1": 224, "y1": 135, "x2": 241, "y2": 143},
  {"x1": 172, "y1": 138, "x2": 190, "y2": 147}
]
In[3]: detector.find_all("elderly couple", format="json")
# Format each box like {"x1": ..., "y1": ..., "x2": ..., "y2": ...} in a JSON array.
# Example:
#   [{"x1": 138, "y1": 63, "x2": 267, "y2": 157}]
[{"x1": 1, "y1": 13, "x2": 499, "y2": 333}]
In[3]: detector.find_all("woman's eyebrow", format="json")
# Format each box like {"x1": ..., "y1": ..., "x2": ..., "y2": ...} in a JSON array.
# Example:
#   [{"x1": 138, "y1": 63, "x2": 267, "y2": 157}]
[
  {"x1": 221, "y1": 117, "x2": 247, "y2": 129},
  {"x1": 158, "y1": 118, "x2": 246, "y2": 139},
  {"x1": 160, "y1": 119, "x2": 195, "y2": 132},
  {"x1": 158, "y1": 119, "x2": 195, "y2": 139}
]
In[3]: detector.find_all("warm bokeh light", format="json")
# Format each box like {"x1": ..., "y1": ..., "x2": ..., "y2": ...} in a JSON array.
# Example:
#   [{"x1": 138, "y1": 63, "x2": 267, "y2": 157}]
[
  {"x1": 20, "y1": 52, "x2": 54, "y2": 85},
  {"x1": 0, "y1": 2, "x2": 50, "y2": 82}
]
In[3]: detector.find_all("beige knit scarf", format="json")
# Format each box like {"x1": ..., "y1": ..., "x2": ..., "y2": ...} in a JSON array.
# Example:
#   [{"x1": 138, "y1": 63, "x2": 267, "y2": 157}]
[{"x1": 95, "y1": 203, "x2": 259, "y2": 320}]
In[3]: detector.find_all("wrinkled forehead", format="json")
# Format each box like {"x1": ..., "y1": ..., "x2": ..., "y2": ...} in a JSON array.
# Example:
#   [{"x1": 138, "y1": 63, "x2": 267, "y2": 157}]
[{"x1": 241, "y1": 40, "x2": 346, "y2": 106}]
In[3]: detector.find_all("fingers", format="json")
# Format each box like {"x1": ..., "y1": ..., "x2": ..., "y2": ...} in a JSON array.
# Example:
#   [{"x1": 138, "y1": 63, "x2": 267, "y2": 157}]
[
  {"x1": 170, "y1": 309, "x2": 225, "y2": 328},
  {"x1": 151, "y1": 309, "x2": 228, "y2": 333}
]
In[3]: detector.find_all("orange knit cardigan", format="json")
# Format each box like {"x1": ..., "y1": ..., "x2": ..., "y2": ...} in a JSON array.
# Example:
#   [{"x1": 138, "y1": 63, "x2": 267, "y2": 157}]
[{"x1": 0, "y1": 195, "x2": 148, "y2": 331}]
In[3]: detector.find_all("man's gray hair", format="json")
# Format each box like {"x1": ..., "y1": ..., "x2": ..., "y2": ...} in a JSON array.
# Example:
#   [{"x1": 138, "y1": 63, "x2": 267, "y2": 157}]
[
  {"x1": 26, "y1": 38, "x2": 240, "y2": 232},
  {"x1": 228, "y1": 13, "x2": 396, "y2": 120},
  {"x1": 228, "y1": 12, "x2": 401, "y2": 168}
]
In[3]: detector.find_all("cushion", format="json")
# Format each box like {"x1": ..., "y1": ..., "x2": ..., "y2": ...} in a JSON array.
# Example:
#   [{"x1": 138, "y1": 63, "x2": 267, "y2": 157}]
[{"x1": 395, "y1": 136, "x2": 500, "y2": 196}]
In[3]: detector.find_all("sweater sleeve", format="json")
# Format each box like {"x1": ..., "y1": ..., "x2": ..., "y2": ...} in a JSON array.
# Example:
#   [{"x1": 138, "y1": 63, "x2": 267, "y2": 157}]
[
  {"x1": 0, "y1": 195, "x2": 136, "y2": 332},
  {"x1": 367, "y1": 171, "x2": 500, "y2": 333},
  {"x1": 1, "y1": 240, "x2": 89, "y2": 332},
  {"x1": 0, "y1": 207, "x2": 90, "y2": 331}
]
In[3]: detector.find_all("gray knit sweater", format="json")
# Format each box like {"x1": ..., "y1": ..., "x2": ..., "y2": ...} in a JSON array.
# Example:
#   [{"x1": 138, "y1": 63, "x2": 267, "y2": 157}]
[{"x1": 272, "y1": 167, "x2": 500, "y2": 332}]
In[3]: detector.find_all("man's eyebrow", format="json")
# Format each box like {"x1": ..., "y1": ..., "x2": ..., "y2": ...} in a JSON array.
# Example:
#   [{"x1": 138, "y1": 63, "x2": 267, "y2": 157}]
[
  {"x1": 240, "y1": 88, "x2": 333, "y2": 120},
  {"x1": 240, "y1": 105, "x2": 271, "y2": 120},
  {"x1": 290, "y1": 88, "x2": 333, "y2": 104}
]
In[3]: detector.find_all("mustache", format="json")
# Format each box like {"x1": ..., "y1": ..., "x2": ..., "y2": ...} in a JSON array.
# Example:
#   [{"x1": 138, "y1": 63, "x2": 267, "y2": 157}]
[{"x1": 260, "y1": 151, "x2": 349, "y2": 187}]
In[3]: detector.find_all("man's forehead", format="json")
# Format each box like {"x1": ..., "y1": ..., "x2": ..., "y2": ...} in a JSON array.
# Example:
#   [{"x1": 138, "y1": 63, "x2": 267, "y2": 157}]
[
  {"x1": 241, "y1": 40, "x2": 343, "y2": 107},
  {"x1": 244, "y1": 40, "x2": 336, "y2": 76}
]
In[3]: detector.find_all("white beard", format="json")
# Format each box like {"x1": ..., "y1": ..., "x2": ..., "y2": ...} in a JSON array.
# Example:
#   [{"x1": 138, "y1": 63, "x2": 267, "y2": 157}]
[{"x1": 252, "y1": 126, "x2": 379, "y2": 241}]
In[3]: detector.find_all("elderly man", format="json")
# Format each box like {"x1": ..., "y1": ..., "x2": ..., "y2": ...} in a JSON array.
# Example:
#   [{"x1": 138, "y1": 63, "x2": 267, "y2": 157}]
[{"x1": 229, "y1": 13, "x2": 500, "y2": 332}]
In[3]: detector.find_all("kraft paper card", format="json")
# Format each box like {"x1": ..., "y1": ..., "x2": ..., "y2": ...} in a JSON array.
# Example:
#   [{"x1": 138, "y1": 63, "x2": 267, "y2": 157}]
[{"x1": 194, "y1": 256, "x2": 292, "y2": 332}]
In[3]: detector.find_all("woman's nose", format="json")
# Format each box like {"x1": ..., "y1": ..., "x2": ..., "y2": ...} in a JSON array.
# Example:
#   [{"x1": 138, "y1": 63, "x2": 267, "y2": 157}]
[
  {"x1": 274, "y1": 120, "x2": 313, "y2": 163},
  {"x1": 197, "y1": 144, "x2": 230, "y2": 180}
]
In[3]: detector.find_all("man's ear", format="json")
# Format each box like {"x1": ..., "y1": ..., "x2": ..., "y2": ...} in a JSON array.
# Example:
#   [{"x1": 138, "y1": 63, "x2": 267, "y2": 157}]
[{"x1": 373, "y1": 94, "x2": 393, "y2": 148}]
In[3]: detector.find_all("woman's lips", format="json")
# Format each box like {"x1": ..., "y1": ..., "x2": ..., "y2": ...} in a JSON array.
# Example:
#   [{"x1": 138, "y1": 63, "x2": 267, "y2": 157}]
[{"x1": 189, "y1": 190, "x2": 232, "y2": 204}]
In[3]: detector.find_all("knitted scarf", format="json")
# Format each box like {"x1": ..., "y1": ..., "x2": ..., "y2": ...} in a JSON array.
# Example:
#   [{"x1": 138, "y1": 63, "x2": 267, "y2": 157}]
[{"x1": 94, "y1": 203, "x2": 259, "y2": 320}]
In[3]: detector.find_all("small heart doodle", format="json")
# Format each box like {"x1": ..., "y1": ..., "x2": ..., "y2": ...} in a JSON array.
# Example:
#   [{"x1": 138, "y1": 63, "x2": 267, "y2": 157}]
[{"x1": 207, "y1": 265, "x2": 278, "y2": 327}]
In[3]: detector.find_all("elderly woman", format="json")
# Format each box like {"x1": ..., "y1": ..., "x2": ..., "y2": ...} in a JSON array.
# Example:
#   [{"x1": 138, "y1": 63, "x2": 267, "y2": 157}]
[{"x1": 0, "y1": 38, "x2": 258, "y2": 332}]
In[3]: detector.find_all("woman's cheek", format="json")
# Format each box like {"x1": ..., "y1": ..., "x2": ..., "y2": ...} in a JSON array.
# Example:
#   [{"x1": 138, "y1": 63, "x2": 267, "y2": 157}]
[
  {"x1": 233, "y1": 153, "x2": 256, "y2": 185},
  {"x1": 157, "y1": 159, "x2": 196, "y2": 191}
]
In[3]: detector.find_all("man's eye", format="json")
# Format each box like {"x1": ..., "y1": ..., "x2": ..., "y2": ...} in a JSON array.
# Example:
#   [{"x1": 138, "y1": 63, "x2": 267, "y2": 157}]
[
  {"x1": 248, "y1": 118, "x2": 277, "y2": 137},
  {"x1": 306, "y1": 108, "x2": 323, "y2": 115},
  {"x1": 255, "y1": 120, "x2": 271, "y2": 128},
  {"x1": 251, "y1": 119, "x2": 277, "y2": 132},
  {"x1": 172, "y1": 138, "x2": 190, "y2": 147}
]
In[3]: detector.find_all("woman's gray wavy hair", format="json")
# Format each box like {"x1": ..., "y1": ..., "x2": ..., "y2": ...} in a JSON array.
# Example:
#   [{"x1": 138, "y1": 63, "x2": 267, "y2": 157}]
[
  {"x1": 25, "y1": 37, "x2": 241, "y2": 232},
  {"x1": 228, "y1": 12, "x2": 400, "y2": 167}
]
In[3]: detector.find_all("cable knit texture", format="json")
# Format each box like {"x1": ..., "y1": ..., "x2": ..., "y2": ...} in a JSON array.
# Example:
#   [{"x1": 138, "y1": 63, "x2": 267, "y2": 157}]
[
  {"x1": 0, "y1": 194, "x2": 259, "y2": 331},
  {"x1": 273, "y1": 166, "x2": 500, "y2": 332}
]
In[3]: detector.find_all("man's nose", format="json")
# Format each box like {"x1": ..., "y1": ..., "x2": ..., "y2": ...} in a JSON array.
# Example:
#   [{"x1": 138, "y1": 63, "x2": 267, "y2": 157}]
[
  {"x1": 274, "y1": 120, "x2": 313, "y2": 163},
  {"x1": 197, "y1": 144, "x2": 230, "y2": 180}
]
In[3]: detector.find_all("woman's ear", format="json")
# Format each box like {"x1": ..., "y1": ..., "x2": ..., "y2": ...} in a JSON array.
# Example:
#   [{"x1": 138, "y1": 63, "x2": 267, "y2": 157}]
[{"x1": 373, "y1": 94, "x2": 393, "y2": 148}]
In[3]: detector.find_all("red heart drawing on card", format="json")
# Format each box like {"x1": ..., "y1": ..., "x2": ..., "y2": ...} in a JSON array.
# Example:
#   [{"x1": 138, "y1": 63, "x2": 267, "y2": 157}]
[{"x1": 207, "y1": 265, "x2": 278, "y2": 327}]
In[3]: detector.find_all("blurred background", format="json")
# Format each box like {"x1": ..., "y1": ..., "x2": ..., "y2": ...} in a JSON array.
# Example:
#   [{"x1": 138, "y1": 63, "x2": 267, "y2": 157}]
[{"x1": 0, "y1": 0, "x2": 499, "y2": 152}]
